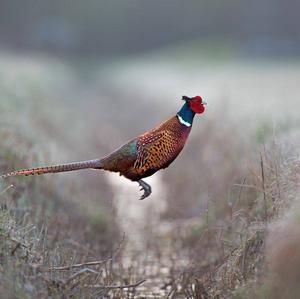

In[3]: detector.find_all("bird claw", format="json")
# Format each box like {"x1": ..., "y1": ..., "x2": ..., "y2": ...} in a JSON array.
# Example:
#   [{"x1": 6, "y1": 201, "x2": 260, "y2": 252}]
[
  {"x1": 138, "y1": 180, "x2": 152, "y2": 200},
  {"x1": 139, "y1": 191, "x2": 150, "y2": 200}
]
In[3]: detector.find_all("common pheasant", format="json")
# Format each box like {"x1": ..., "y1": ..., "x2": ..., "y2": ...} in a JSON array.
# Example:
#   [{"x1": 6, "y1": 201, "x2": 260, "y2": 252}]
[{"x1": 0, "y1": 96, "x2": 206, "y2": 199}]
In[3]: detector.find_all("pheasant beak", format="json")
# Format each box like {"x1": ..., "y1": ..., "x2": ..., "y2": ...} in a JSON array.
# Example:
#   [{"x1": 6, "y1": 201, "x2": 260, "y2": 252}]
[{"x1": 202, "y1": 102, "x2": 207, "y2": 105}]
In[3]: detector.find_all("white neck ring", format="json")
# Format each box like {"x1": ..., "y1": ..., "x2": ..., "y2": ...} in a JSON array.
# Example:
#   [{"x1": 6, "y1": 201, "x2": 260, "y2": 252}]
[{"x1": 177, "y1": 114, "x2": 192, "y2": 127}]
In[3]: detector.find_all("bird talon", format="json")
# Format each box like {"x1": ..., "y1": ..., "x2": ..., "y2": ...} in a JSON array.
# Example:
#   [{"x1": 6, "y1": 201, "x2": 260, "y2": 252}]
[
  {"x1": 139, "y1": 192, "x2": 147, "y2": 200},
  {"x1": 137, "y1": 180, "x2": 152, "y2": 200}
]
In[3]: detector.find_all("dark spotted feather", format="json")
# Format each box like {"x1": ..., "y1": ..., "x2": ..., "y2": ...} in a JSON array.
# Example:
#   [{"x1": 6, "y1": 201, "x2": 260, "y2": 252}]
[{"x1": 133, "y1": 116, "x2": 191, "y2": 177}]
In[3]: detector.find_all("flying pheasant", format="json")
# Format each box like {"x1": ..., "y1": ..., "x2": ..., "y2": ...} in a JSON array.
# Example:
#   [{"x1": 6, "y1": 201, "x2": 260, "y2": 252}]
[{"x1": 0, "y1": 96, "x2": 206, "y2": 199}]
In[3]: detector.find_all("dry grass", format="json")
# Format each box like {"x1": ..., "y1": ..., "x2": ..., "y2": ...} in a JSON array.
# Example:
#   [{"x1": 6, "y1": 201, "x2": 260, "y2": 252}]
[
  {"x1": 1, "y1": 52, "x2": 300, "y2": 298},
  {"x1": 159, "y1": 135, "x2": 300, "y2": 298},
  {"x1": 0, "y1": 127, "x2": 131, "y2": 298}
]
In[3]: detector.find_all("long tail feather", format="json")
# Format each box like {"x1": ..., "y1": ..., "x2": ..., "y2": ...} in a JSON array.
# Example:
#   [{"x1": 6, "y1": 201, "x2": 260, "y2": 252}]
[{"x1": 0, "y1": 159, "x2": 102, "y2": 179}]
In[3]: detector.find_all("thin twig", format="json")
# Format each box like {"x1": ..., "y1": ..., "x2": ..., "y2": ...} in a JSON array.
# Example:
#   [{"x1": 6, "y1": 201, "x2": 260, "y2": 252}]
[
  {"x1": 11, "y1": 241, "x2": 21, "y2": 255},
  {"x1": 10, "y1": 236, "x2": 28, "y2": 248},
  {"x1": 260, "y1": 152, "x2": 268, "y2": 221},
  {"x1": 63, "y1": 268, "x2": 100, "y2": 287},
  {"x1": 51, "y1": 259, "x2": 110, "y2": 271},
  {"x1": 10, "y1": 236, "x2": 33, "y2": 257},
  {"x1": 84, "y1": 279, "x2": 146, "y2": 290},
  {"x1": 50, "y1": 233, "x2": 126, "y2": 271},
  {"x1": 0, "y1": 184, "x2": 14, "y2": 196}
]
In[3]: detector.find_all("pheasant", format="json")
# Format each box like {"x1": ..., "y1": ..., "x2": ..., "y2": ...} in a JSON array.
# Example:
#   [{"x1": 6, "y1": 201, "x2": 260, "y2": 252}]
[{"x1": 0, "y1": 96, "x2": 206, "y2": 200}]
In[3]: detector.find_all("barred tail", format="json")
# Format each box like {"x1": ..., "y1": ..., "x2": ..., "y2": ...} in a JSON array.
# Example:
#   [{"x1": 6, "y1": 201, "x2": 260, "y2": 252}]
[{"x1": 0, "y1": 159, "x2": 103, "y2": 179}]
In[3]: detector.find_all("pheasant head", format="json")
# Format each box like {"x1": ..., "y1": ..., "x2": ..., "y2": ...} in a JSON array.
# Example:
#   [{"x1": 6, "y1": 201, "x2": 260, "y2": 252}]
[{"x1": 182, "y1": 95, "x2": 206, "y2": 114}]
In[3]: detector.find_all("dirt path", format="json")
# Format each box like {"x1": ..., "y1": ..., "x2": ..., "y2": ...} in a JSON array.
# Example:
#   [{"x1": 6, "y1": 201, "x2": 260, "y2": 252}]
[
  {"x1": 104, "y1": 58, "x2": 300, "y2": 259},
  {"x1": 107, "y1": 172, "x2": 167, "y2": 252}
]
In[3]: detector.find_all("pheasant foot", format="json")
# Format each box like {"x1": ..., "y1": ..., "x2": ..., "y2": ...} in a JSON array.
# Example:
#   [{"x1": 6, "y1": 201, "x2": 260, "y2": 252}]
[{"x1": 138, "y1": 180, "x2": 152, "y2": 200}]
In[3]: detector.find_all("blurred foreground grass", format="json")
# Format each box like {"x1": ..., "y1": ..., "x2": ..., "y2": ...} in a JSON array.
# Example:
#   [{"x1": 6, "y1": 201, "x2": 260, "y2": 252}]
[{"x1": 0, "y1": 51, "x2": 300, "y2": 298}]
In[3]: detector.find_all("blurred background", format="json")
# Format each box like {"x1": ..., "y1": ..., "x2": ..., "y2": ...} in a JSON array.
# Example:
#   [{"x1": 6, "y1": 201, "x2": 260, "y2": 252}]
[
  {"x1": 2, "y1": 0, "x2": 300, "y2": 57},
  {"x1": 0, "y1": 1, "x2": 300, "y2": 298}
]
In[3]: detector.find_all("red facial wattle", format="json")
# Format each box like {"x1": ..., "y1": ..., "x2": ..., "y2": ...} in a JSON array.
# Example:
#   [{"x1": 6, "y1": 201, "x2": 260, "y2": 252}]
[{"x1": 189, "y1": 96, "x2": 206, "y2": 114}]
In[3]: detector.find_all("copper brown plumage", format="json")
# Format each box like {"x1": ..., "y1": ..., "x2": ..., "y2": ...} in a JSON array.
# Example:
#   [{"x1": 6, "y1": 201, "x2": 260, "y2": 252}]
[{"x1": 0, "y1": 96, "x2": 206, "y2": 199}]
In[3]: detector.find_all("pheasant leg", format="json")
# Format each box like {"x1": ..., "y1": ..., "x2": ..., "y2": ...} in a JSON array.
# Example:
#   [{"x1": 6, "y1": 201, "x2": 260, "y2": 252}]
[{"x1": 138, "y1": 180, "x2": 152, "y2": 200}]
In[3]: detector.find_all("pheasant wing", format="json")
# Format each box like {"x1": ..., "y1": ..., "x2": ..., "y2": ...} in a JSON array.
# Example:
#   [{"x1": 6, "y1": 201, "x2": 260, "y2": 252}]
[{"x1": 134, "y1": 130, "x2": 182, "y2": 176}]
